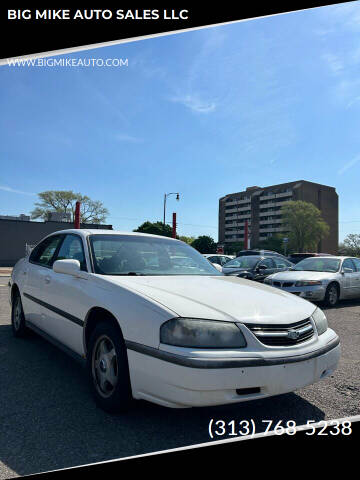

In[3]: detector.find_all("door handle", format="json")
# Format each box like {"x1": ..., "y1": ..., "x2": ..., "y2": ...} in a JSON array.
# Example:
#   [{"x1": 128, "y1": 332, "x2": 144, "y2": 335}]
[{"x1": 44, "y1": 276, "x2": 51, "y2": 284}]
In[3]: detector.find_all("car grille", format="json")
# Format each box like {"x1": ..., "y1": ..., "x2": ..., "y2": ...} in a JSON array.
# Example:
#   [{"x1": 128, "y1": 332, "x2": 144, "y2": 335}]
[
  {"x1": 245, "y1": 318, "x2": 314, "y2": 346},
  {"x1": 272, "y1": 281, "x2": 295, "y2": 288}
]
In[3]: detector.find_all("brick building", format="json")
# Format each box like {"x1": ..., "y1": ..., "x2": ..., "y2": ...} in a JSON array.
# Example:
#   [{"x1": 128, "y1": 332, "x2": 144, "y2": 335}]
[{"x1": 219, "y1": 180, "x2": 338, "y2": 254}]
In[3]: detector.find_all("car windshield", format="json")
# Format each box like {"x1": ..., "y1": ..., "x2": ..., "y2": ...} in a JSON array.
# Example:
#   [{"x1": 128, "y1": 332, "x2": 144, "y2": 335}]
[
  {"x1": 223, "y1": 256, "x2": 260, "y2": 269},
  {"x1": 294, "y1": 257, "x2": 341, "y2": 273},
  {"x1": 89, "y1": 235, "x2": 223, "y2": 276}
]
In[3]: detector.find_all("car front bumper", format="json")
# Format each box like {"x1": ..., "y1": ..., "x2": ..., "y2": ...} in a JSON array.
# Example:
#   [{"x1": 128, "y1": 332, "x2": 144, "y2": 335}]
[
  {"x1": 269, "y1": 283, "x2": 327, "y2": 301},
  {"x1": 126, "y1": 335, "x2": 340, "y2": 408}
]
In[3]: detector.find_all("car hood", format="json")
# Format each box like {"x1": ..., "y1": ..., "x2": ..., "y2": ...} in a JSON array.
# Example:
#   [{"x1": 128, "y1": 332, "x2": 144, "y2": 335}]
[
  {"x1": 103, "y1": 275, "x2": 316, "y2": 325},
  {"x1": 269, "y1": 271, "x2": 336, "y2": 281}
]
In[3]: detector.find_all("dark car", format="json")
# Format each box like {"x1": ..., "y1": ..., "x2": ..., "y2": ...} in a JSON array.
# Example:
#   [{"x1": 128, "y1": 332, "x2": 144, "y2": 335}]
[
  {"x1": 236, "y1": 249, "x2": 288, "y2": 261},
  {"x1": 222, "y1": 255, "x2": 294, "y2": 282},
  {"x1": 287, "y1": 252, "x2": 333, "y2": 264}
]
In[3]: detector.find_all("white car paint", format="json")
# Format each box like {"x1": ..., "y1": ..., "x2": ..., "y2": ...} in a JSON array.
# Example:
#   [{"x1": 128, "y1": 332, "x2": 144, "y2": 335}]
[
  {"x1": 10, "y1": 229, "x2": 340, "y2": 409},
  {"x1": 265, "y1": 256, "x2": 360, "y2": 303}
]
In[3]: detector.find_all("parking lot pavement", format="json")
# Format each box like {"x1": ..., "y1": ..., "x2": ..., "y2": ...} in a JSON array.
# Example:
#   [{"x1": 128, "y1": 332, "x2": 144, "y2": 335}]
[{"x1": 0, "y1": 275, "x2": 359, "y2": 478}]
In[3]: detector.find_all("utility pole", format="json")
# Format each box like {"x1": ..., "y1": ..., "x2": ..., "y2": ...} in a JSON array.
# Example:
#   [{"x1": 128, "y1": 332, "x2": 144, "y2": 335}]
[{"x1": 74, "y1": 201, "x2": 81, "y2": 229}]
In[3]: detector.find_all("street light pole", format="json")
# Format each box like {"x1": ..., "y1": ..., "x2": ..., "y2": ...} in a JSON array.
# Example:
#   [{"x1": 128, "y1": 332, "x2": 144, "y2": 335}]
[{"x1": 163, "y1": 192, "x2": 180, "y2": 231}]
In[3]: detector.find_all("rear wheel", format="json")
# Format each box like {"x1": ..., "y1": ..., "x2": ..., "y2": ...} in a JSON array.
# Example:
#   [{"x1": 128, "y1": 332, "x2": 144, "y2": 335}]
[
  {"x1": 324, "y1": 283, "x2": 339, "y2": 307},
  {"x1": 11, "y1": 292, "x2": 28, "y2": 337},
  {"x1": 87, "y1": 321, "x2": 132, "y2": 413}
]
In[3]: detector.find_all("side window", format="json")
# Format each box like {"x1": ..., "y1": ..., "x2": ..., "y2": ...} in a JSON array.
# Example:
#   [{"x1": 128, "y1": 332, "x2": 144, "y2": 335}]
[
  {"x1": 342, "y1": 259, "x2": 356, "y2": 272},
  {"x1": 259, "y1": 258, "x2": 275, "y2": 269},
  {"x1": 274, "y1": 257, "x2": 289, "y2": 269},
  {"x1": 352, "y1": 258, "x2": 360, "y2": 272},
  {"x1": 209, "y1": 256, "x2": 221, "y2": 265},
  {"x1": 55, "y1": 234, "x2": 87, "y2": 271},
  {"x1": 29, "y1": 235, "x2": 63, "y2": 267}
]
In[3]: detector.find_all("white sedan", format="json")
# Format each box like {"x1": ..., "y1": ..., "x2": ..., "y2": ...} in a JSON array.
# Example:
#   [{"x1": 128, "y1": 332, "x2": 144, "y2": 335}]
[
  {"x1": 264, "y1": 256, "x2": 360, "y2": 307},
  {"x1": 9, "y1": 229, "x2": 340, "y2": 412}
]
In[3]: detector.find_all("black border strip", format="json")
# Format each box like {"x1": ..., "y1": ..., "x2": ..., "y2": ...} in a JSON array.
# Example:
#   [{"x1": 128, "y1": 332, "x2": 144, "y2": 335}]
[
  {"x1": 23, "y1": 292, "x2": 84, "y2": 326},
  {"x1": 125, "y1": 337, "x2": 340, "y2": 369}
]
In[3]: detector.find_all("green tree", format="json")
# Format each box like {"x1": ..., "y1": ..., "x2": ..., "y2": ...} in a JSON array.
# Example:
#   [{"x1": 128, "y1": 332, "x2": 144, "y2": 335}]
[
  {"x1": 224, "y1": 241, "x2": 244, "y2": 255},
  {"x1": 191, "y1": 235, "x2": 217, "y2": 254},
  {"x1": 257, "y1": 234, "x2": 286, "y2": 254},
  {"x1": 31, "y1": 190, "x2": 109, "y2": 224},
  {"x1": 281, "y1": 200, "x2": 329, "y2": 252},
  {"x1": 179, "y1": 235, "x2": 196, "y2": 245},
  {"x1": 339, "y1": 234, "x2": 360, "y2": 256},
  {"x1": 134, "y1": 221, "x2": 173, "y2": 238}
]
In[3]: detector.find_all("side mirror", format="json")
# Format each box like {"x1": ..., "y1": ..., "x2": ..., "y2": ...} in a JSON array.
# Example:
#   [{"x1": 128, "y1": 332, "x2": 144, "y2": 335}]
[
  {"x1": 257, "y1": 264, "x2": 267, "y2": 270},
  {"x1": 53, "y1": 259, "x2": 81, "y2": 276},
  {"x1": 342, "y1": 267, "x2": 354, "y2": 274}
]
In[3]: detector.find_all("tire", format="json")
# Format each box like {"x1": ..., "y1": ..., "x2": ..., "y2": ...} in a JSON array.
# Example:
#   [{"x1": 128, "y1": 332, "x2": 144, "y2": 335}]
[
  {"x1": 11, "y1": 292, "x2": 28, "y2": 337},
  {"x1": 86, "y1": 321, "x2": 132, "y2": 413},
  {"x1": 324, "y1": 283, "x2": 339, "y2": 307}
]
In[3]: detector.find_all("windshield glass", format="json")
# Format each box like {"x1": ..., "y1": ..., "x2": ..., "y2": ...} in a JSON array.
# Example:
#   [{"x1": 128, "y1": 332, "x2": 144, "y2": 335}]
[
  {"x1": 223, "y1": 256, "x2": 260, "y2": 269},
  {"x1": 89, "y1": 235, "x2": 222, "y2": 276},
  {"x1": 294, "y1": 257, "x2": 341, "y2": 273}
]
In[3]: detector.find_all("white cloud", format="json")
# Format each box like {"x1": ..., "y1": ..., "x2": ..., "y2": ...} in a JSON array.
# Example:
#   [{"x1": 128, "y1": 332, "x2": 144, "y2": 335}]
[
  {"x1": 0, "y1": 185, "x2": 35, "y2": 195},
  {"x1": 114, "y1": 133, "x2": 143, "y2": 143},
  {"x1": 169, "y1": 94, "x2": 216, "y2": 113},
  {"x1": 338, "y1": 154, "x2": 360, "y2": 175}
]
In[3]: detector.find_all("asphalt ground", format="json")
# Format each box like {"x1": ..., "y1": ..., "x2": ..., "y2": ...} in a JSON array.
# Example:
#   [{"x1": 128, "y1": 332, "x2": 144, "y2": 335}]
[{"x1": 0, "y1": 275, "x2": 359, "y2": 478}]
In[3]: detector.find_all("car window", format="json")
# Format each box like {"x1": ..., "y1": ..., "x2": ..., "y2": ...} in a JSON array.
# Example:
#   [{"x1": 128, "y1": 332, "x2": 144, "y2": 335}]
[
  {"x1": 224, "y1": 256, "x2": 260, "y2": 269},
  {"x1": 258, "y1": 258, "x2": 275, "y2": 269},
  {"x1": 342, "y1": 258, "x2": 356, "y2": 272},
  {"x1": 89, "y1": 235, "x2": 222, "y2": 276},
  {"x1": 55, "y1": 234, "x2": 87, "y2": 271},
  {"x1": 273, "y1": 257, "x2": 290, "y2": 268},
  {"x1": 351, "y1": 258, "x2": 360, "y2": 272},
  {"x1": 208, "y1": 256, "x2": 221, "y2": 265},
  {"x1": 29, "y1": 235, "x2": 64, "y2": 267},
  {"x1": 294, "y1": 257, "x2": 341, "y2": 272}
]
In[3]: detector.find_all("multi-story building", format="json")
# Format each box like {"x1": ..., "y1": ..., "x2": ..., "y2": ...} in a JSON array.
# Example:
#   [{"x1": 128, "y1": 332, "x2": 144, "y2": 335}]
[{"x1": 219, "y1": 180, "x2": 338, "y2": 254}]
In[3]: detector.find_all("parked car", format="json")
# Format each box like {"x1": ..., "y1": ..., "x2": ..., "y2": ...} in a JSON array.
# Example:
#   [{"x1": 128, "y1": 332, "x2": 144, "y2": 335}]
[
  {"x1": 264, "y1": 256, "x2": 360, "y2": 307},
  {"x1": 222, "y1": 255, "x2": 294, "y2": 282},
  {"x1": 10, "y1": 230, "x2": 340, "y2": 412},
  {"x1": 236, "y1": 249, "x2": 288, "y2": 261},
  {"x1": 288, "y1": 253, "x2": 333, "y2": 264},
  {"x1": 203, "y1": 254, "x2": 235, "y2": 267}
]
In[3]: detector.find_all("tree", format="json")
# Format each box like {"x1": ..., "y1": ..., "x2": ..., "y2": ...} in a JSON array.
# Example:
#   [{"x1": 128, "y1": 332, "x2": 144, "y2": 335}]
[
  {"x1": 281, "y1": 200, "x2": 329, "y2": 252},
  {"x1": 339, "y1": 234, "x2": 360, "y2": 256},
  {"x1": 257, "y1": 234, "x2": 286, "y2": 254},
  {"x1": 191, "y1": 235, "x2": 217, "y2": 254},
  {"x1": 31, "y1": 190, "x2": 109, "y2": 224},
  {"x1": 134, "y1": 221, "x2": 173, "y2": 238},
  {"x1": 178, "y1": 235, "x2": 196, "y2": 245},
  {"x1": 224, "y1": 241, "x2": 244, "y2": 255}
]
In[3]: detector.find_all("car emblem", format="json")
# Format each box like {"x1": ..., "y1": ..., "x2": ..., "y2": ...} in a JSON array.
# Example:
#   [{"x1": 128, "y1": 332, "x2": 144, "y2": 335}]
[{"x1": 287, "y1": 329, "x2": 300, "y2": 340}]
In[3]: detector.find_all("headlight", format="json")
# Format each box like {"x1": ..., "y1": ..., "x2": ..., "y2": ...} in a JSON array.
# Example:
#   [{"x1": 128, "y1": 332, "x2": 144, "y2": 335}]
[
  {"x1": 264, "y1": 278, "x2": 272, "y2": 284},
  {"x1": 160, "y1": 318, "x2": 246, "y2": 348},
  {"x1": 312, "y1": 308, "x2": 328, "y2": 335},
  {"x1": 295, "y1": 280, "x2": 322, "y2": 287}
]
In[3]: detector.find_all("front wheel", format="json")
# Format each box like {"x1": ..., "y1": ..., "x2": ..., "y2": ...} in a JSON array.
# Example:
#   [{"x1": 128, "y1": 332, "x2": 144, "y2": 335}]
[
  {"x1": 11, "y1": 292, "x2": 28, "y2": 337},
  {"x1": 87, "y1": 321, "x2": 132, "y2": 413},
  {"x1": 324, "y1": 283, "x2": 339, "y2": 307}
]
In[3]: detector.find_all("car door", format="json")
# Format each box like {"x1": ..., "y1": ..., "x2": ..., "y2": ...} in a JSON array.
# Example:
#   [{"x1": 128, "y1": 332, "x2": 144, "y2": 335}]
[
  {"x1": 341, "y1": 258, "x2": 358, "y2": 298},
  {"x1": 350, "y1": 258, "x2": 360, "y2": 297},
  {"x1": 255, "y1": 258, "x2": 276, "y2": 281},
  {"x1": 23, "y1": 234, "x2": 64, "y2": 328},
  {"x1": 40, "y1": 233, "x2": 89, "y2": 355}
]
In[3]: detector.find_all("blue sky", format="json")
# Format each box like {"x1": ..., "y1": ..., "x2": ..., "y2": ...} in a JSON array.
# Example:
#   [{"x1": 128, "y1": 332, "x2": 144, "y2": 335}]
[{"x1": 1, "y1": 2, "x2": 360, "y2": 241}]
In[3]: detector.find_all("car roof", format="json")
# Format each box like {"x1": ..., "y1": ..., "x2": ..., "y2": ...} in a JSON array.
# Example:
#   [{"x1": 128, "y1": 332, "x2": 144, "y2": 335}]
[{"x1": 43, "y1": 229, "x2": 181, "y2": 241}]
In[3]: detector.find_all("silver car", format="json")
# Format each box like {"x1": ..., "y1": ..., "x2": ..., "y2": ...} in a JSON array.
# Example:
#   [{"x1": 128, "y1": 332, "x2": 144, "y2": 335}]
[{"x1": 264, "y1": 256, "x2": 360, "y2": 307}]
